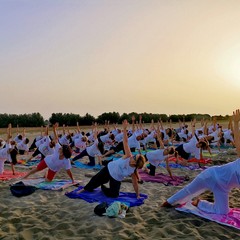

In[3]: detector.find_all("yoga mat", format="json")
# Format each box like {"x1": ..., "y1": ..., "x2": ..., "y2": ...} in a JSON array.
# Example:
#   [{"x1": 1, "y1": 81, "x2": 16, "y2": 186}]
[
  {"x1": 65, "y1": 186, "x2": 148, "y2": 207},
  {"x1": 176, "y1": 202, "x2": 240, "y2": 230},
  {"x1": 168, "y1": 156, "x2": 212, "y2": 164},
  {"x1": 159, "y1": 162, "x2": 209, "y2": 171},
  {"x1": 0, "y1": 170, "x2": 26, "y2": 181},
  {"x1": 15, "y1": 178, "x2": 81, "y2": 191},
  {"x1": 73, "y1": 161, "x2": 102, "y2": 170},
  {"x1": 138, "y1": 170, "x2": 188, "y2": 186}
]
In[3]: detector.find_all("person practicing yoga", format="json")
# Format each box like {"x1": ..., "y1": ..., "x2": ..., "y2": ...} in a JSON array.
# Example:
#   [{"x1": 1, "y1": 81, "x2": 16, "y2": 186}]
[
  {"x1": 161, "y1": 109, "x2": 240, "y2": 215},
  {"x1": 102, "y1": 116, "x2": 143, "y2": 157},
  {"x1": 27, "y1": 126, "x2": 55, "y2": 161},
  {"x1": 174, "y1": 121, "x2": 210, "y2": 165},
  {"x1": 71, "y1": 123, "x2": 104, "y2": 166},
  {"x1": 0, "y1": 124, "x2": 18, "y2": 175},
  {"x1": 75, "y1": 119, "x2": 146, "y2": 198},
  {"x1": 144, "y1": 124, "x2": 177, "y2": 178},
  {"x1": 23, "y1": 123, "x2": 74, "y2": 183}
]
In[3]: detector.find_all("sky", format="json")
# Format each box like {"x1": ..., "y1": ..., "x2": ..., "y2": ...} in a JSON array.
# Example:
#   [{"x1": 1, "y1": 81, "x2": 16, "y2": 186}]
[{"x1": 1, "y1": 0, "x2": 240, "y2": 120}]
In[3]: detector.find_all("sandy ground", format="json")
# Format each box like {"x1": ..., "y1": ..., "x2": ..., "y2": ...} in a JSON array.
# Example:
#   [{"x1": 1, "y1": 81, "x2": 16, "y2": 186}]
[{"x1": 0, "y1": 148, "x2": 240, "y2": 239}]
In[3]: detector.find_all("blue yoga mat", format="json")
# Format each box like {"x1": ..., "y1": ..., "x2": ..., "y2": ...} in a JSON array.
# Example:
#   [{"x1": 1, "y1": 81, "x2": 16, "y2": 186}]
[
  {"x1": 73, "y1": 162, "x2": 102, "y2": 170},
  {"x1": 65, "y1": 186, "x2": 148, "y2": 207}
]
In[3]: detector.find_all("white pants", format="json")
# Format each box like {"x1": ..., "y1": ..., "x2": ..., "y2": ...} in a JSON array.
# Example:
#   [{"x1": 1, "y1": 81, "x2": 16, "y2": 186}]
[
  {"x1": 167, "y1": 168, "x2": 230, "y2": 214},
  {"x1": 0, "y1": 160, "x2": 5, "y2": 174}
]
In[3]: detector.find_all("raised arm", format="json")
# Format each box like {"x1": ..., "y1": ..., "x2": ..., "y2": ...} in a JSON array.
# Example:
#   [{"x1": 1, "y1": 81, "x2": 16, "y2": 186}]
[
  {"x1": 7, "y1": 123, "x2": 12, "y2": 143},
  {"x1": 233, "y1": 109, "x2": 240, "y2": 156},
  {"x1": 76, "y1": 122, "x2": 81, "y2": 133},
  {"x1": 122, "y1": 120, "x2": 131, "y2": 157},
  {"x1": 156, "y1": 122, "x2": 164, "y2": 149},
  {"x1": 131, "y1": 115, "x2": 136, "y2": 133},
  {"x1": 53, "y1": 123, "x2": 59, "y2": 143}
]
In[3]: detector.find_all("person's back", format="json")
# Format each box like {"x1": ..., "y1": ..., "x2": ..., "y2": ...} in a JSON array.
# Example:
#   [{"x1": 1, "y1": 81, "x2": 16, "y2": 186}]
[{"x1": 211, "y1": 159, "x2": 240, "y2": 190}]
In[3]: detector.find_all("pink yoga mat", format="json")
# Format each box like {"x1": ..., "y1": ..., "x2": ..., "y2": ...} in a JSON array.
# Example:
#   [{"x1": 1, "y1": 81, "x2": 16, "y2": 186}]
[{"x1": 0, "y1": 170, "x2": 26, "y2": 181}]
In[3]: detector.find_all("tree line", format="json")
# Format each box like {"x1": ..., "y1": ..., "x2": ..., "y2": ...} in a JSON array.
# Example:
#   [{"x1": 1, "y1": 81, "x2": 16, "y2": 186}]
[{"x1": 0, "y1": 112, "x2": 230, "y2": 128}]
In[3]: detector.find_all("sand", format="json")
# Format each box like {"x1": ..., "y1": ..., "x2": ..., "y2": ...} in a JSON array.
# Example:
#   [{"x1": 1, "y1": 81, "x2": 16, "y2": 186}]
[{"x1": 0, "y1": 152, "x2": 240, "y2": 239}]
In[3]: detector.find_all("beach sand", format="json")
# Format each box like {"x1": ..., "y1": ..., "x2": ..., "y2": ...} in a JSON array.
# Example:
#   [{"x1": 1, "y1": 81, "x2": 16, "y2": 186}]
[{"x1": 0, "y1": 152, "x2": 240, "y2": 239}]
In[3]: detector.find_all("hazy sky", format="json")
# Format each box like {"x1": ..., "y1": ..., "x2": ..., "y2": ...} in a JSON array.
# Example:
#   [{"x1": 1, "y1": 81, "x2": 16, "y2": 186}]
[{"x1": 1, "y1": 0, "x2": 240, "y2": 119}]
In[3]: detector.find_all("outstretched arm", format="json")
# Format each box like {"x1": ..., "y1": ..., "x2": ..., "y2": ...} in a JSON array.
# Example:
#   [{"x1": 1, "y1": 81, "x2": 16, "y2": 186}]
[
  {"x1": 122, "y1": 120, "x2": 131, "y2": 157},
  {"x1": 131, "y1": 172, "x2": 140, "y2": 198},
  {"x1": 66, "y1": 169, "x2": 74, "y2": 183},
  {"x1": 53, "y1": 123, "x2": 59, "y2": 143},
  {"x1": 233, "y1": 109, "x2": 240, "y2": 156}
]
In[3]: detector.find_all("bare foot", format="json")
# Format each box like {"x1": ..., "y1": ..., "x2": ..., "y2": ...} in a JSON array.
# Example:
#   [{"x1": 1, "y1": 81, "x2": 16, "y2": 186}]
[{"x1": 192, "y1": 198, "x2": 200, "y2": 207}]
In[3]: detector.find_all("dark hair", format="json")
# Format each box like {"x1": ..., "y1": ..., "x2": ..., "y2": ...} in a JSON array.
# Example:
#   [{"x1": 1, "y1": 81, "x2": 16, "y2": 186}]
[
  {"x1": 97, "y1": 141, "x2": 105, "y2": 155},
  {"x1": 62, "y1": 145, "x2": 72, "y2": 159},
  {"x1": 109, "y1": 134, "x2": 115, "y2": 141},
  {"x1": 10, "y1": 147, "x2": 18, "y2": 165},
  {"x1": 25, "y1": 138, "x2": 30, "y2": 144},
  {"x1": 135, "y1": 155, "x2": 146, "y2": 169},
  {"x1": 199, "y1": 141, "x2": 209, "y2": 150},
  {"x1": 166, "y1": 128, "x2": 173, "y2": 137},
  {"x1": 168, "y1": 147, "x2": 178, "y2": 158},
  {"x1": 18, "y1": 135, "x2": 23, "y2": 140}
]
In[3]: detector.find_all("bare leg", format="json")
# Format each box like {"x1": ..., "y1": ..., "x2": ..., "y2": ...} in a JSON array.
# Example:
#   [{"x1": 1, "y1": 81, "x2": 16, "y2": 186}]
[
  {"x1": 23, "y1": 167, "x2": 39, "y2": 179},
  {"x1": 11, "y1": 163, "x2": 15, "y2": 175}
]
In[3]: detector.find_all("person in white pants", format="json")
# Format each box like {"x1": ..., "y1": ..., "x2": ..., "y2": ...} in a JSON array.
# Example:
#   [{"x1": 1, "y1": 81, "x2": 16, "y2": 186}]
[{"x1": 162, "y1": 109, "x2": 240, "y2": 215}]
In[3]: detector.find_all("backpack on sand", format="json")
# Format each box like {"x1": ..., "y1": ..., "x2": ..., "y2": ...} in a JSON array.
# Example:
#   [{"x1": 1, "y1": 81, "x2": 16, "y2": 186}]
[{"x1": 10, "y1": 181, "x2": 36, "y2": 197}]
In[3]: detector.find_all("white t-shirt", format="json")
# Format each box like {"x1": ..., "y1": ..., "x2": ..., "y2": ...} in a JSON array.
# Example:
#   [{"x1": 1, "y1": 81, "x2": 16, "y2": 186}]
[
  {"x1": 17, "y1": 139, "x2": 29, "y2": 151},
  {"x1": 59, "y1": 134, "x2": 69, "y2": 146},
  {"x1": 146, "y1": 149, "x2": 166, "y2": 167},
  {"x1": 36, "y1": 136, "x2": 47, "y2": 148},
  {"x1": 115, "y1": 132, "x2": 124, "y2": 143},
  {"x1": 128, "y1": 133, "x2": 140, "y2": 150},
  {"x1": 108, "y1": 157, "x2": 135, "y2": 181},
  {"x1": 183, "y1": 135, "x2": 200, "y2": 159},
  {"x1": 86, "y1": 139, "x2": 101, "y2": 157},
  {"x1": 44, "y1": 143, "x2": 71, "y2": 172},
  {"x1": 74, "y1": 138, "x2": 87, "y2": 151},
  {"x1": 39, "y1": 137, "x2": 54, "y2": 157},
  {"x1": 0, "y1": 144, "x2": 12, "y2": 174},
  {"x1": 144, "y1": 131, "x2": 156, "y2": 144}
]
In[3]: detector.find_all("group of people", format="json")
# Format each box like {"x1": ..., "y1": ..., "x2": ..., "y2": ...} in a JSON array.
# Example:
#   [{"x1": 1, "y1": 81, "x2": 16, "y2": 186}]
[{"x1": 1, "y1": 110, "x2": 239, "y2": 216}]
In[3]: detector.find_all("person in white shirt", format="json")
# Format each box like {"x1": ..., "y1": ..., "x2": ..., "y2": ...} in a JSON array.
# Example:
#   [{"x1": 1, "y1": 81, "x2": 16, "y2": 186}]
[
  {"x1": 71, "y1": 124, "x2": 104, "y2": 166},
  {"x1": 0, "y1": 124, "x2": 18, "y2": 175},
  {"x1": 162, "y1": 109, "x2": 240, "y2": 215},
  {"x1": 23, "y1": 124, "x2": 74, "y2": 182},
  {"x1": 27, "y1": 127, "x2": 56, "y2": 161},
  {"x1": 75, "y1": 119, "x2": 146, "y2": 198},
  {"x1": 175, "y1": 122, "x2": 210, "y2": 165}
]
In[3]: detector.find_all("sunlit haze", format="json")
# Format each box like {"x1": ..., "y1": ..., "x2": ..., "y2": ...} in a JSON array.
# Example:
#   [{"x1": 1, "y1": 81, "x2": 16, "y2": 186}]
[{"x1": 1, "y1": 0, "x2": 240, "y2": 120}]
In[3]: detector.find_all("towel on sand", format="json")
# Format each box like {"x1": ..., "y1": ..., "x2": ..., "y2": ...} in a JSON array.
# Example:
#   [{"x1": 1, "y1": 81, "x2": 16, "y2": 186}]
[
  {"x1": 0, "y1": 170, "x2": 26, "y2": 181},
  {"x1": 138, "y1": 170, "x2": 189, "y2": 186},
  {"x1": 65, "y1": 186, "x2": 148, "y2": 207},
  {"x1": 176, "y1": 202, "x2": 240, "y2": 230}
]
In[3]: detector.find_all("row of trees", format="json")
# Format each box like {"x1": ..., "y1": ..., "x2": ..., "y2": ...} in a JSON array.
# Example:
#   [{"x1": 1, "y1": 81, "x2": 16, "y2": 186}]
[
  {"x1": 0, "y1": 112, "x2": 230, "y2": 128},
  {"x1": 0, "y1": 113, "x2": 45, "y2": 128}
]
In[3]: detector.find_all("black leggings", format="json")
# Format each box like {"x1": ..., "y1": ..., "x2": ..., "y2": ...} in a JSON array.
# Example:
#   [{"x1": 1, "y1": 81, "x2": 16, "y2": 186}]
[
  {"x1": 148, "y1": 163, "x2": 156, "y2": 176},
  {"x1": 32, "y1": 148, "x2": 45, "y2": 160},
  {"x1": 175, "y1": 144, "x2": 191, "y2": 160},
  {"x1": 72, "y1": 149, "x2": 95, "y2": 166},
  {"x1": 84, "y1": 166, "x2": 121, "y2": 198}
]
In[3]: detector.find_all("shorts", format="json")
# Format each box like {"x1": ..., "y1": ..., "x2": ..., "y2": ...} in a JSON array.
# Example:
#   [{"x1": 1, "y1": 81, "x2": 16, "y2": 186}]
[{"x1": 37, "y1": 159, "x2": 57, "y2": 181}]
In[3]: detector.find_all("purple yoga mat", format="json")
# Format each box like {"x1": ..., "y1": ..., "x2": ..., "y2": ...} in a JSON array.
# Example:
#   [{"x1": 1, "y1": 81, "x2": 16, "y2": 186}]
[{"x1": 139, "y1": 170, "x2": 189, "y2": 186}]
